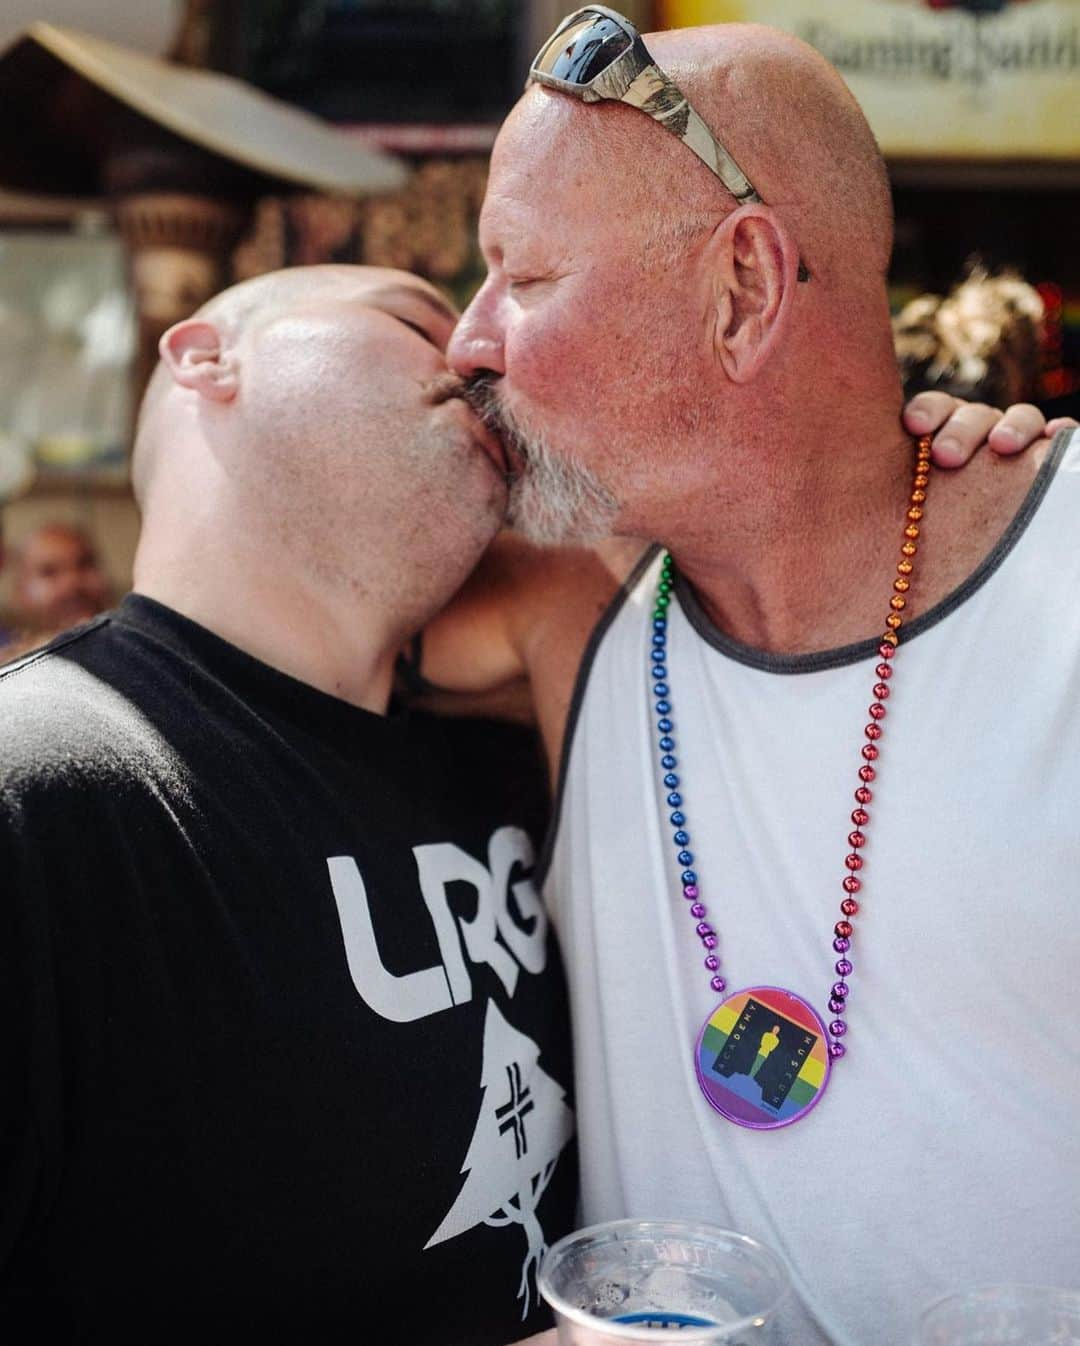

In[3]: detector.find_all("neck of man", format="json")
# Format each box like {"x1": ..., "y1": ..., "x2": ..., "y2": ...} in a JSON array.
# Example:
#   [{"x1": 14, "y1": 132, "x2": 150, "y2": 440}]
[
  {"x1": 133, "y1": 519, "x2": 402, "y2": 715},
  {"x1": 654, "y1": 381, "x2": 1039, "y2": 656}
]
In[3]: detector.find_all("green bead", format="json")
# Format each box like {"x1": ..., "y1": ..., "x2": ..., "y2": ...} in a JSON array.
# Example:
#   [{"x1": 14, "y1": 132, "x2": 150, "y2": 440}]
[
  {"x1": 657, "y1": 594, "x2": 670, "y2": 608},
  {"x1": 659, "y1": 581, "x2": 672, "y2": 595}
]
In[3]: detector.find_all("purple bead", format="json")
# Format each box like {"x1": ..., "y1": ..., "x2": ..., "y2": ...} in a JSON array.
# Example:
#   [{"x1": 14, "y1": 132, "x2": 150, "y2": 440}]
[
  {"x1": 833, "y1": 936, "x2": 851, "y2": 953},
  {"x1": 710, "y1": 976, "x2": 727, "y2": 994},
  {"x1": 835, "y1": 958, "x2": 853, "y2": 977},
  {"x1": 695, "y1": 922, "x2": 713, "y2": 938},
  {"x1": 828, "y1": 997, "x2": 845, "y2": 1015},
  {"x1": 690, "y1": 903, "x2": 706, "y2": 919},
  {"x1": 703, "y1": 934, "x2": 718, "y2": 949},
  {"x1": 831, "y1": 981, "x2": 849, "y2": 1000},
  {"x1": 683, "y1": 884, "x2": 699, "y2": 900},
  {"x1": 704, "y1": 955, "x2": 720, "y2": 971},
  {"x1": 828, "y1": 1041, "x2": 847, "y2": 1060},
  {"x1": 829, "y1": 1019, "x2": 847, "y2": 1037}
]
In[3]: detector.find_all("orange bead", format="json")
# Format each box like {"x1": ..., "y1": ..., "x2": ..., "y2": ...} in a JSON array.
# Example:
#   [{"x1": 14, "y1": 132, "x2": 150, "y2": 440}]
[
  {"x1": 914, "y1": 475, "x2": 929, "y2": 490},
  {"x1": 881, "y1": 630, "x2": 899, "y2": 646},
  {"x1": 917, "y1": 436, "x2": 933, "y2": 452},
  {"x1": 911, "y1": 490, "x2": 927, "y2": 504},
  {"x1": 894, "y1": 577, "x2": 910, "y2": 592},
  {"x1": 890, "y1": 595, "x2": 906, "y2": 611},
  {"x1": 886, "y1": 613, "x2": 903, "y2": 630},
  {"x1": 904, "y1": 524, "x2": 920, "y2": 539},
  {"x1": 907, "y1": 506, "x2": 923, "y2": 521},
  {"x1": 898, "y1": 560, "x2": 913, "y2": 574}
]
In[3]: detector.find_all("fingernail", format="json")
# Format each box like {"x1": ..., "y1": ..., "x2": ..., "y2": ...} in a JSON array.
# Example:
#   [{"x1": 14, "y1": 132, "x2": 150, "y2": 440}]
[
  {"x1": 935, "y1": 435, "x2": 958, "y2": 456},
  {"x1": 995, "y1": 426, "x2": 1021, "y2": 446},
  {"x1": 908, "y1": 408, "x2": 931, "y2": 427}
]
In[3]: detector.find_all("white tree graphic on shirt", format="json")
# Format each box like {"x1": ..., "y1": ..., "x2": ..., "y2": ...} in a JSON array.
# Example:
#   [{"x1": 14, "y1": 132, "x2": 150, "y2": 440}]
[{"x1": 425, "y1": 999, "x2": 575, "y2": 1317}]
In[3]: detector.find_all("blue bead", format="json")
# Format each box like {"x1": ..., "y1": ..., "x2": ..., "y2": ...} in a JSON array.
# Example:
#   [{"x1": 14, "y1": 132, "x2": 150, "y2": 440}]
[
  {"x1": 662, "y1": 755, "x2": 677, "y2": 770},
  {"x1": 652, "y1": 665, "x2": 667, "y2": 680},
  {"x1": 669, "y1": 810, "x2": 686, "y2": 826},
  {"x1": 659, "y1": 736, "x2": 674, "y2": 751},
  {"x1": 655, "y1": 700, "x2": 671, "y2": 715},
  {"x1": 653, "y1": 618, "x2": 667, "y2": 631},
  {"x1": 657, "y1": 718, "x2": 673, "y2": 733},
  {"x1": 674, "y1": 830, "x2": 690, "y2": 845},
  {"x1": 663, "y1": 773, "x2": 679, "y2": 788},
  {"x1": 681, "y1": 869, "x2": 697, "y2": 884},
  {"x1": 667, "y1": 792, "x2": 682, "y2": 807},
  {"x1": 652, "y1": 633, "x2": 666, "y2": 647},
  {"x1": 677, "y1": 851, "x2": 693, "y2": 866},
  {"x1": 653, "y1": 683, "x2": 669, "y2": 697}
]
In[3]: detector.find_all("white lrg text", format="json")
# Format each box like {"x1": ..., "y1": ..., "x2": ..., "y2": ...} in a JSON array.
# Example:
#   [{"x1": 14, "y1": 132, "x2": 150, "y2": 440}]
[{"x1": 327, "y1": 826, "x2": 548, "y2": 1024}]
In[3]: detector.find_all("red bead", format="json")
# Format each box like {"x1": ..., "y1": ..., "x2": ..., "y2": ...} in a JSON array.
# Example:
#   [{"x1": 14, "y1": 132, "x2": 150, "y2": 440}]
[
  {"x1": 844, "y1": 853, "x2": 863, "y2": 871},
  {"x1": 858, "y1": 765, "x2": 876, "y2": 782},
  {"x1": 873, "y1": 682, "x2": 890, "y2": 700},
  {"x1": 878, "y1": 642, "x2": 895, "y2": 659},
  {"x1": 851, "y1": 809, "x2": 869, "y2": 826},
  {"x1": 862, "y1": 744, "x2": 880, "y2": 761},
  {"x1": 869, "y1": 702, "x2": 886, "y2": 720},
  {"x1": 841, "y1": 897, "x2": 860, "y2": 916},
  {"x1": 848, "y1": 830, "x2": 866, "y2": 849},
  {"x1": 855, "y1": 786, "x2": 873, "y2": 803},
  {"x1": 875, "y1": 663, "x2": 893, "y2": 680},
  {"x1": 865, "y1": 723, "x2": 882, "y2": 740},
  {"x1": 842, "y1": 876, "x2": 862, "y2": 894},
  {"x1": 835, "y1": 920, "x2": 853, "y2": 938}
]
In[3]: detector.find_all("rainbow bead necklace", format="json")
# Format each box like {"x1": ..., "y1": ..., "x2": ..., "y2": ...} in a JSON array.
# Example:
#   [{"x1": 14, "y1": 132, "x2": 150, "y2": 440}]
[{"x1": 649, "y1": 436, "x2": 933, "y2": 1129}]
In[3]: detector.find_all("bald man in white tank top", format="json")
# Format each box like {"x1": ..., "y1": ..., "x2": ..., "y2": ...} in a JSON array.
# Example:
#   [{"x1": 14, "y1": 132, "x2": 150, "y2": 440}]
[{"x1": 418, "y1": 14, "x2": 1078, "y2": 1346}]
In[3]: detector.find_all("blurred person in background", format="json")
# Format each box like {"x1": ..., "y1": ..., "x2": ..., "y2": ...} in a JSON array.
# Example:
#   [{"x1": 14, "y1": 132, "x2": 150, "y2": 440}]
[
  {"x1": 8, "y1": 520, "x2": 110, "y2": 644},
  {"x1": 894, "y1": 264, "x2": 1045, "y2": 408}
]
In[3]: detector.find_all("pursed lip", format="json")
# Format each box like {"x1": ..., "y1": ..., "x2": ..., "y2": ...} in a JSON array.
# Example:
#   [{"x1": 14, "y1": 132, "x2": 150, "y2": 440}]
[{"x1": 448, "y1": 398, "x2": 509, "y2": 476}]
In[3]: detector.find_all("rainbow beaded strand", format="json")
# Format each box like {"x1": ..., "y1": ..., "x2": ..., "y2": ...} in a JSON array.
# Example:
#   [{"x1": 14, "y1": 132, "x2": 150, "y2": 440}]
[{"x1": 651, "y1": 435, "x2": 933, "y2": 1075}]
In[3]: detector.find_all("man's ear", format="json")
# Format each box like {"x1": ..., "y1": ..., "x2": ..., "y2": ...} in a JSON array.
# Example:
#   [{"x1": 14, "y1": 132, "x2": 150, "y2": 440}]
[
  {"x1": 708, "y1": 208, "x2": 798, "y2": 384},
  {"x1": 158, "y1": 319, "x2": 238, "y2": 403}
]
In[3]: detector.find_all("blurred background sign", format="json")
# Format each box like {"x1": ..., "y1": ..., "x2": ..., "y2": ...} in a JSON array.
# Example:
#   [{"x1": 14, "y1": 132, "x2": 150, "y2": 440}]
[{"x1": 657, "y1": 0, "x2": 1080, "y2": 159}]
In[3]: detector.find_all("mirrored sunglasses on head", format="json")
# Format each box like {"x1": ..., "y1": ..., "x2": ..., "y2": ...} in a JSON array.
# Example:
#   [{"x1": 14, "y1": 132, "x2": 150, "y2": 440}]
[{"x1": 528, "y1": 5, "x2": 810, "y2": 283}]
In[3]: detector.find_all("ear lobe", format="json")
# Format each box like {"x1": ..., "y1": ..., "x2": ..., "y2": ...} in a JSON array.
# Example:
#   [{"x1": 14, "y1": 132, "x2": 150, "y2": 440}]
[
  {"x1": 158, "y1": 319, "x2": 238, "y2": 403},
  {"x1": 710, "y1": 210, "x2": 796, "y2": 385}
]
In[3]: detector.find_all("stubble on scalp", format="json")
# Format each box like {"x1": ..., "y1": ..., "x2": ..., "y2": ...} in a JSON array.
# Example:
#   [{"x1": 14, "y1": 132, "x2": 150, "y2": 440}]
[{"x1": 464, "y1": 375, "x2": 619, "y2": 546}]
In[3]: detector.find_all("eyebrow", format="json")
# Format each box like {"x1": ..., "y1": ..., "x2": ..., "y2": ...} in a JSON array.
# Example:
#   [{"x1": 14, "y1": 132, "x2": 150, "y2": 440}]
[{"x1": 370, "y1": 285, "x2": 458, "y2": 327}]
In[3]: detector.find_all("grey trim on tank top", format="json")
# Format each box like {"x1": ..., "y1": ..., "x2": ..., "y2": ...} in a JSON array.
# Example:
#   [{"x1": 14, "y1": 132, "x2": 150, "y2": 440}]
[
  {"x1": 534, "y1": 543, "x2": 662, "y2": 887},
  {"x1": 674, "y1": 427, "x2": 1073, "y2": 674},
  {"x1": 534, "y1": 426, "x2": 1073, "y2": 885}
]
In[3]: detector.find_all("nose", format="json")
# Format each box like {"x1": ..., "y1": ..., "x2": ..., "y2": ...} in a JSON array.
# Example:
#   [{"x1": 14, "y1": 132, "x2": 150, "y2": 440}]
[{"x1": 447, "y1": 282, "x2": 505, "y2": 379}]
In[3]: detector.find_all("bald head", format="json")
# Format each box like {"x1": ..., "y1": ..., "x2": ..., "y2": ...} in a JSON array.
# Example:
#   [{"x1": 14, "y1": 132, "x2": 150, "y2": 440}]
[
  {"x1": 130, "y1": 263, "x2": 507, "y2": 651},
  {"x1": 643, "y1": 24, "x2": 893, "y2": 278}
]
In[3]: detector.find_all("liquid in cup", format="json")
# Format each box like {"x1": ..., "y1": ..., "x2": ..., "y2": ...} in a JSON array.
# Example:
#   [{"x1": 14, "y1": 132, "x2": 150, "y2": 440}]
[{"x1": 538, "y1": 1219, "x2": 790, "y2": 1345}]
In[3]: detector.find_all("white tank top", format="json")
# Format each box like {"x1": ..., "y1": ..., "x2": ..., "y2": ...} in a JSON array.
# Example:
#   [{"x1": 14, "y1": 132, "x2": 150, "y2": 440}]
[{"x1": 542, "y1": 430, "x2": 1080, "y2": 1346}]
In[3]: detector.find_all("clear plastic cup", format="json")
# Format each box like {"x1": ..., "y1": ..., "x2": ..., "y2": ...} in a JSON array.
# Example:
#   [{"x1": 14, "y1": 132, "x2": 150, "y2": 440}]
[
  {"x1": 537, "y1": 1218, "x2": 790, "y2": 1345},
  {"x1": 917, "y1": 1284, "x2": 1080, "y2": 1345}
]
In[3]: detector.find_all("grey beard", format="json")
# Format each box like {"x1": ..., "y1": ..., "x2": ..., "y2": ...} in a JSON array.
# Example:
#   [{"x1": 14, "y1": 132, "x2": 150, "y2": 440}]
[{"x1": 464, "y1": 377, "x2": 619, "y2": 546}]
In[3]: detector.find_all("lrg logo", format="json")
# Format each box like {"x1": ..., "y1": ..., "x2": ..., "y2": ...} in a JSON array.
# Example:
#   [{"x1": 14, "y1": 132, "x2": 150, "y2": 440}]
[{"x1": 328, "y1": 826, "x2": 548, "y2": 1024}]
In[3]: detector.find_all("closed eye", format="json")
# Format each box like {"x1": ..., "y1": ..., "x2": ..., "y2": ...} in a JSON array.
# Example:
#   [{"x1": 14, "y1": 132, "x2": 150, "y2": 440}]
[{"x1": 396, "y1": 316, "x2": 441, "y2": 347}]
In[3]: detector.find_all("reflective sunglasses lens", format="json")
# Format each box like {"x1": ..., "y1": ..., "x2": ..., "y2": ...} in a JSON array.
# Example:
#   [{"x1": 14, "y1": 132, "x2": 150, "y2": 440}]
[{"x1": 533, "y1": 13, "x2": 633, "y2": 84}]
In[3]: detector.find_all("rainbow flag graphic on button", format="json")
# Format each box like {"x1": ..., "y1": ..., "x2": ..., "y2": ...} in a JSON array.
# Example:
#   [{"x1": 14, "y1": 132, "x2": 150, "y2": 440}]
[{"x1": 696, "y1": 986, "x2": 831, "y2": 1129}]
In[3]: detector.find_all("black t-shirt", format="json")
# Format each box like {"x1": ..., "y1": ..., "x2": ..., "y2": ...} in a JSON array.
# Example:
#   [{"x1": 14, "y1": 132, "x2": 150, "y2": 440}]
[{"x1": 0, "y1": 597, "x2": 577, "y2": 1345}]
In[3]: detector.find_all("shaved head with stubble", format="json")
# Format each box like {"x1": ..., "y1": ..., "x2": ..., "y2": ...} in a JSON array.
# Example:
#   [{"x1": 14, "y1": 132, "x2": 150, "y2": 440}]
[{"x1": 133, "y1": 264, "x2": 508, "y2": 710}]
